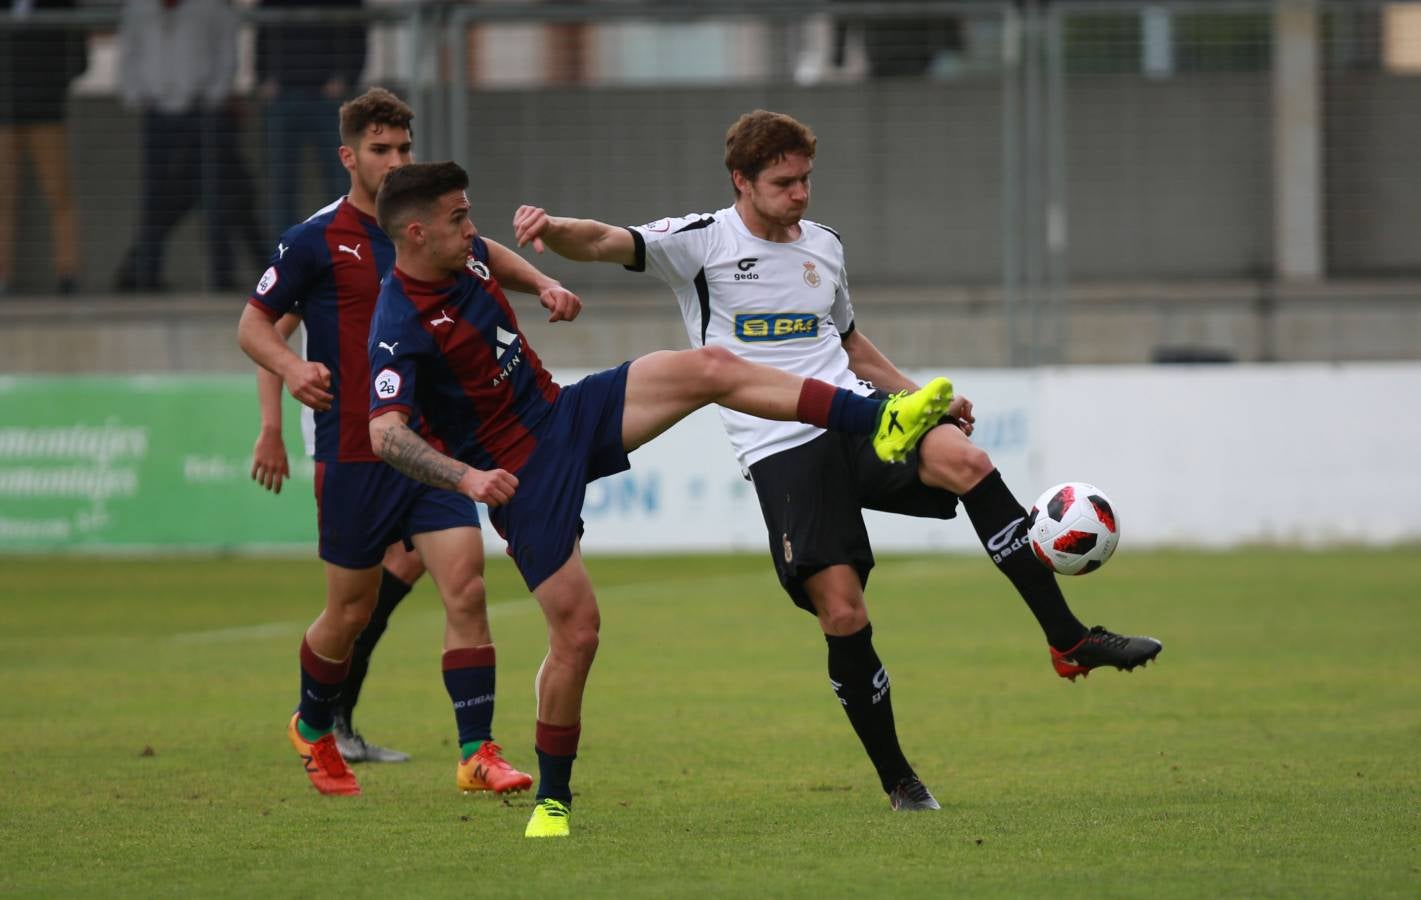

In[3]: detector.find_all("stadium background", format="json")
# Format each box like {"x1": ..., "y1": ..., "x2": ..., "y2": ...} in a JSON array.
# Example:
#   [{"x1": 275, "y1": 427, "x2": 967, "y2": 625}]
[{"x1": 3, "y1": 0, "x2": 1419, "y2": 554}]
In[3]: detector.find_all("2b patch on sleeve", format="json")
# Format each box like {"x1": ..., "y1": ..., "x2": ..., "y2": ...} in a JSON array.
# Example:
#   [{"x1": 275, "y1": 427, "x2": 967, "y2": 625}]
[{"x1": 373, "y1": 368, "x2": 402, "y2": 399}]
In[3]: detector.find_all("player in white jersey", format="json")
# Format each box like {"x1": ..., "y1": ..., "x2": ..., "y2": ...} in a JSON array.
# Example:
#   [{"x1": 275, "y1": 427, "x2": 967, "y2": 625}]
[{"x1": 511, "y1": 109, "x2": 1163, "y2": 812}]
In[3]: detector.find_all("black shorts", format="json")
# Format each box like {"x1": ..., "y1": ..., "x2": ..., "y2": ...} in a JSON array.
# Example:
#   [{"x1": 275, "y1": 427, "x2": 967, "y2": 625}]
[{"x1": 748, "y1": 428, "x2": 959, "y2": 613}]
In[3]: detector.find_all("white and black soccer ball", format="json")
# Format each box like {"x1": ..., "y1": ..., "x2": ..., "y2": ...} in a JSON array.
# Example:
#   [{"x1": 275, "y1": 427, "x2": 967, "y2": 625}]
[{"x1": 1027, "y1": 482, "x2": 1119, "y2": 575}]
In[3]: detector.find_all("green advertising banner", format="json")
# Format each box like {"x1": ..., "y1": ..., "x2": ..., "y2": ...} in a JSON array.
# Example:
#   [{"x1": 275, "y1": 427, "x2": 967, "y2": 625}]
[{"x1": 0, "y1": 375, "x2": 317, "y2": 552}]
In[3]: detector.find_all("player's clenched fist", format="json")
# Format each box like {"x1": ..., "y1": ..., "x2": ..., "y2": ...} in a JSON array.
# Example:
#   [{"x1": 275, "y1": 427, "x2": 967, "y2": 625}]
[
  {"x1": 460, "y1": 467, "x2": 519, "y2": 507},
  {"x1": 512, "y1": 205, "x2": 551, "y2": 253},
  {"x1": 539, "y1": 283, "x2": 582, "y2": 323},
  {"x1": 285, "y1": 360, "x2": 334, "y2": 411}
]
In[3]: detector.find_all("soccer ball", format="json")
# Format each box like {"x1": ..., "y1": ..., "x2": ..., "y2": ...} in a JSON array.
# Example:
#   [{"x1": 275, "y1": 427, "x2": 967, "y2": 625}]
[{"x1": 1027, "y1": 482, "x2": 1119, "y2": 575}]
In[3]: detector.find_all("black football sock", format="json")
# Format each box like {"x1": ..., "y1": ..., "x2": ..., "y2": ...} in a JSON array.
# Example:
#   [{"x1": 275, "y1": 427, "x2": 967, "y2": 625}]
[
  {"x1": 960, "y1": 468, "x2": 1087, "y2": 650},
  {"x1": 338, "y1": 567, "x2": 412, "y2": 723},
  {"x1": 826, "y1": 624, "x2": 914, "y2": 793}
]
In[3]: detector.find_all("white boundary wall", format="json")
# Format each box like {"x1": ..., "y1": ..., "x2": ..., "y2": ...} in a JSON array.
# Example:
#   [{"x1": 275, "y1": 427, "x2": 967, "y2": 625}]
[{"x1": 490, "y1": 362, "x2": 1421, "y2": 557}]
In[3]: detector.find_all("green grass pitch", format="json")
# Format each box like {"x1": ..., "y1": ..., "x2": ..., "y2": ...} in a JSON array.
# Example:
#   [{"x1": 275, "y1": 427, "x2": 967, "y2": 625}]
[{"x1": 2, "y1": 549, "x2": 1418, "y2": 897}]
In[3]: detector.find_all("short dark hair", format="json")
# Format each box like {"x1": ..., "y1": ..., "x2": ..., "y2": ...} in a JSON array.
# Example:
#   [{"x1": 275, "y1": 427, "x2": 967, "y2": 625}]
[
  {"x1": 376, "y1": 161, "x2": 469, "y2": 237},
  {"x1": 724, "y1": 110, "x2": 817, "y2": 195},
  {"x1": 339, "y1": 87, "x2": 414, "y2": 148}
]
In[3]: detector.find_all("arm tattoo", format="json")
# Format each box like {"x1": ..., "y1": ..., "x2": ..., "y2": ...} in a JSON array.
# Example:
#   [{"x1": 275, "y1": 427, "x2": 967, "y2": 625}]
[{"x1": 377, "y1": 423, "x2": 467, "y2": 490}]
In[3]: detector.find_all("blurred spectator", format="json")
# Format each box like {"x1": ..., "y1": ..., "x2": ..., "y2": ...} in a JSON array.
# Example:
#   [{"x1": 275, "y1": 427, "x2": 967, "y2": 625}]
[
  {"x1": 257, "y1": 0, "x2": 367, "y2": 242},
  {"x1": 114, "y1": 0, "x2": 266, "y2": 292},
  {"x1": 0, "y1": 0, "x2": 85, "y2": 295},
  {"x1": 832, "y1": 0, "x2": 964, "y2": 78}
]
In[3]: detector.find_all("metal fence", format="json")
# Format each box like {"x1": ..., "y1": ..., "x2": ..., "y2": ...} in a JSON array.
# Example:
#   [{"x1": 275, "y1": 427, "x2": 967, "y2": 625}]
[{"x1": 2, "y1": 1, "x2": 1419, "y2": 368}]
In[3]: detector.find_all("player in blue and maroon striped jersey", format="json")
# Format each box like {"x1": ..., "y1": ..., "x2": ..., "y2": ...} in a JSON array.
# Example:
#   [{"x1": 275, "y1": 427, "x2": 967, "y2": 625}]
[
  {"x1": 366, "y1": 161, "x2": 953, "y2": 837},
  {"x1": 238, "y1": 91, "x2": 564, "y2": 799}
]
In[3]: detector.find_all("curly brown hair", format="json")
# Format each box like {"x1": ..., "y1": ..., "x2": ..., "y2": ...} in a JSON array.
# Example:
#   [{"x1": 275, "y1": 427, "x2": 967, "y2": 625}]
[
  {"x1": 339, "y1": 87, "x2": 415, "y2": 148},
  {"x1": 723, "y1": 110, "x2": 817, "y2": 195}
]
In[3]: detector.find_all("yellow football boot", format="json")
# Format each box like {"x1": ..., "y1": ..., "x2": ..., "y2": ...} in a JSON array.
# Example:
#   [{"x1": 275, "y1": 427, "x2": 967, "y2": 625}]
[
  {"x1": 872, "y1": 376, "x2": 954, "y2": 463},
  {"x1": 524, "y1": 798, "x2": 571, "y2": 838}
]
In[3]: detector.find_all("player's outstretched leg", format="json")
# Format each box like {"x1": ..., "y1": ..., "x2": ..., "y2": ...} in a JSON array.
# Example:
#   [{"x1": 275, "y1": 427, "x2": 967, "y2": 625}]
[
  {"x1": 916, "y1": 427, "x2": 1164, "y2": 679},
  {"x1": 621, "y1": 347, "x2": 951, "y2": 464}
]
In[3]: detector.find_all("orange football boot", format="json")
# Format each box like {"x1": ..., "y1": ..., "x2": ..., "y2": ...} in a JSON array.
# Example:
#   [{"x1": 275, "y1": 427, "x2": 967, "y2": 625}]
[
  {"x1": 288, "y1": 713, "x2": 361, "y2": 796},
  {"x1": 457, "y1": 741, "x2": 533, "y2": 794}
]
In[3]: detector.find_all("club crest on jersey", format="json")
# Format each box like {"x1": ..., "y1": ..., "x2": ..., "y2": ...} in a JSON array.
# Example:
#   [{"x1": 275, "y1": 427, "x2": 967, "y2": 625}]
[
  {"x1": 255, "y1": 266, "x2": 278, "y2": 295},
  {"x1": 465, "y1": 257, "x2": 490, "y2": 280},
  {"x1": 802, "y1": 261, "x2": 821, "y2": 287},
  {"x1": 734, "y1": 313, "x2": 819, "y2": 343},
  {"x1": 373, "y1": 368, "x2": 402, "y2": 399}
]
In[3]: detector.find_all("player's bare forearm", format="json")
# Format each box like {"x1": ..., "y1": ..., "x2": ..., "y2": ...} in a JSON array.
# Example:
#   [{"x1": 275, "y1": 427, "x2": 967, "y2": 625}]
[
  {"x1": 257, "y1": 367, "x2": 285, "y2": 431},
  {"x1": 486, "y1": 238, "x2": 557, "y2": 295},
  {"x1": 372, "y1": 417, "x2": 468, "y2": 492},
  {"x1": 256, "y1": 314, "x2": 301, "y2": 430},
  {"x1": 238, "y1": 305, "x2": 302, "y2": 381},
  {"x1": 512, "y1": 206, "x2": 637, "y2": 266},
  {"x1": 843, "y1": 329, "x2": 915, "y2": 393},
  {"x1": 239, "y1": 305, "x2": 331, "y2": 410},
  {"x1": 371, "y1": 412, "x2": 520, "y2": 505}
]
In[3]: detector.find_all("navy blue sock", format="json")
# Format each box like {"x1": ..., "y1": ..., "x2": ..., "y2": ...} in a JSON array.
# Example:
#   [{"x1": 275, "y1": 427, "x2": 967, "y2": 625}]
[
  {"x1": 534, "y1": 720, "x2": 580, "y2": 805},
  {"x1": 442, "y1": 646, "x2": 496, "y2": 752},
  {"x1": 298, "y1": 636, "x2": 349, "y2": 734},
  {"x1": 797, "y1": 379, "x2": 884, "y2": 435}
]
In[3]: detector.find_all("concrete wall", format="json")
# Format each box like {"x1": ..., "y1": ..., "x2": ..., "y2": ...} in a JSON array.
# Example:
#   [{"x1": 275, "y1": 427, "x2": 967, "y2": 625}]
[{"x1": 3, "y1": 279, "x2": 1418, "y2": 375}]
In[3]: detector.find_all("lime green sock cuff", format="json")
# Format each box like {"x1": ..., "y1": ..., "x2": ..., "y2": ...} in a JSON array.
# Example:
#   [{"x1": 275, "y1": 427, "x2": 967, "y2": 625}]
[
  {"x1": 461, "y1": 740, "x2": 485, "y2": 760},
  {"x1": 297, "y1": 718, "x2": 331, "y2": 743}
]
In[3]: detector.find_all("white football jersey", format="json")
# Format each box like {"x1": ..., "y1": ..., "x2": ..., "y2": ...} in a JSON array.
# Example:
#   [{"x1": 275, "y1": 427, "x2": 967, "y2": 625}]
[{"x1": 628, "y1": 205, "x2": 871, "y2": 467}]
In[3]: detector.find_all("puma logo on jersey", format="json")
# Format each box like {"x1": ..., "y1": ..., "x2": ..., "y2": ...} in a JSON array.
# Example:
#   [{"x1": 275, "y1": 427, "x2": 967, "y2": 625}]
[
  {"x1": 338, "y1": 243, "x2": 362, "y2": 260},
  {"x1": 430, "y1": 310, "x2": 455, "y2": 327},
  {"x1": 277, "y1": 243, "x2": 289, "y2": 259},
  {"x1": 734, "y1": 313, "x2": 819, "y2": 343},
  {"x1": 377, "y1": 341, "x2": 399, "y2": 355}
]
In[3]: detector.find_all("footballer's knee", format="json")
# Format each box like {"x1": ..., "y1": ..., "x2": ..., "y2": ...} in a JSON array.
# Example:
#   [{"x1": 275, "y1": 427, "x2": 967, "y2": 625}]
[
  {"x1": 327, "y1": 595, "x2": 377, "y2": 641},
  {"x1": 919, "y1": 425, "x2": 994, "y2": 493},
  {"x1": 552, "y1": 604, "x2": 600, "y2": 669},
  {"x1": 687, "y1": 345, "x2": 740, "y2": 397},
  {"x1": 807, "y1": 578, "x2": 870, "y2": 637},
  {"x1": 444, "y1": 575, "x2": 489, "y2": 624},
  {"x1": 819, "y1": 602, "x2": 869, "y2": 637}
]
